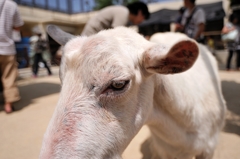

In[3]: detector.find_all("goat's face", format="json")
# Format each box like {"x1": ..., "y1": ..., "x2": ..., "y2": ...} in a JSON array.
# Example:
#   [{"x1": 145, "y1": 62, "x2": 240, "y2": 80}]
[{"x1": 39, "y1": 26, "x2": 198, "y2": 159}]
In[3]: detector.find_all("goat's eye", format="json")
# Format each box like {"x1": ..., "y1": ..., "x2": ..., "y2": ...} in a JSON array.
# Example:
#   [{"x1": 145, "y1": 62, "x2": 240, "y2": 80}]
[
  {"x1": 101, "y1": 80, "x2": 130, "y2": 96},
  {"x1": 111, "y1": 81, "x2": 129, "y2": 90}
]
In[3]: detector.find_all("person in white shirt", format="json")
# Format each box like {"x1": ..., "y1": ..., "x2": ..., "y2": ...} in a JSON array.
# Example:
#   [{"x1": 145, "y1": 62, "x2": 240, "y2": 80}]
[
  {"x1": 177, "y1": 0, "x2": 205, "y2": 43},
  {"x1": 0, "y1": 0, "x2": 24, "y2": 113},
  {"x1": 81, "y1": 1, "x2": 150, "y2": 36},
  {"x1": 222, "y1": 14, "x2": 240, "y2": 71}
]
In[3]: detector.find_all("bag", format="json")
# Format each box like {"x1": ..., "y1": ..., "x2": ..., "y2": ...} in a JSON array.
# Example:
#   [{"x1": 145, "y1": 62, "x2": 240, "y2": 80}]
[{"x1": 221, "y1": 29, "x2": 238, "y2": 42}]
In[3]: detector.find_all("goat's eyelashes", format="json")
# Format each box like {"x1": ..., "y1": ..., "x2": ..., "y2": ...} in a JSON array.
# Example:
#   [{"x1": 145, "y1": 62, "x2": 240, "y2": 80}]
[
  {"x1": 110, "y1": 81, "x2": 129, "y2": 91},
  {"x1": 101, "y1": 80, "x2": 130, "y2": 97},
  {"x1": 100, "y1": 80, "x2": 130, "y2": 98}
]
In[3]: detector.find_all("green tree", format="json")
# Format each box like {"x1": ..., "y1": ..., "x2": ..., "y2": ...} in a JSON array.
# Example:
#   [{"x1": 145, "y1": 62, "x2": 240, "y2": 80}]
[
  {"x1": 116, "y1": 0, "x2": 139, "y2": 6},
  {"x1": 94, "y1": 0, "x2": 139, "y2": 10},
  {"x1": 94, "y1": 0, "x2": 113, "y2": 10}
]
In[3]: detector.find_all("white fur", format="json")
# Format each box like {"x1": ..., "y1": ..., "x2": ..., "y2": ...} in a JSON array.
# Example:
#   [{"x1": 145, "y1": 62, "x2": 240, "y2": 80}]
[{"x1": 39, "y1": 27, "x2": 226, "y2": 159}]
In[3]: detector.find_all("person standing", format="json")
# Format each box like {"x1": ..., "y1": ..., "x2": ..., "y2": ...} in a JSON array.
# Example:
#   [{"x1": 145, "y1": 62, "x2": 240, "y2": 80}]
[
  {"x1": 0, "y1": 0, "x2": 23, "y2": 113},
  {"x1": 222, "y1": 14, "x2": 240, "y2": 71},
  {"x1": 178, "y1": 0, "x2": 206, "y2": 43},
  {"x1": 81, "y1": 1, "x2": 150, "y2": 36},
  {"x1": 236, "y1": 24, "x2": 240, "y2": 71},
  {"x1": 30, "y1": 26, "x2": 52, "y2": 77}
]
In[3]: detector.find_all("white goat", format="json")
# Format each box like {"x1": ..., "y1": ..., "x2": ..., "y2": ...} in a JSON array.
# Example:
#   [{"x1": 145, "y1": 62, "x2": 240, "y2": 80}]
[{"x1": 39, "y1": 25, "x2": 226, "y2": 159}]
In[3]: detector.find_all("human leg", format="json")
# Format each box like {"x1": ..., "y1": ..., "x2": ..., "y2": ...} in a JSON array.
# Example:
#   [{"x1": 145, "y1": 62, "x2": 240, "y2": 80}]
[
  {"x1": 0, "y1": 55, "x2": 20, "y2": 113},
  {"x1": 226, "y1": 50, "x2": 234, "y2": 70},
  {"x1": 39, "y1": 54, "x2": 52, "y2": 75},
  {"x1": 236, "y1": 50, "x2": 240, "y2": 70},
  {"x1": 33, "y1": 54, "x2": 41, "y2": 76}
]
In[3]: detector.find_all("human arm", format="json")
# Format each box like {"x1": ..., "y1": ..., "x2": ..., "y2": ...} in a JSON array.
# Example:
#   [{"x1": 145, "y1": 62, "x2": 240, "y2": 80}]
[
  {"x1": 193, "y1": 9, "x2": 205, "y2": 40},
  {"x1": 194, "y1": 23, "x2": 205, "y2": 40},
  {"x1": 221, "y1": 25, "x2": 235, "y2": 34},
  {"x1": 174, "y1": 23, "x2": 184, "y2": 32}
]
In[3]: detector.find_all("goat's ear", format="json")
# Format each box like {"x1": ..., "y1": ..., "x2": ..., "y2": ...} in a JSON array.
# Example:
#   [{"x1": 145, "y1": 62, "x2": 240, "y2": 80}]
[
  {"x1": 46, "y1": 25, "x2": 75, "y2": 45},
  {"x1": 143, "y1": 39, "x2": 199, "y2": 74}
]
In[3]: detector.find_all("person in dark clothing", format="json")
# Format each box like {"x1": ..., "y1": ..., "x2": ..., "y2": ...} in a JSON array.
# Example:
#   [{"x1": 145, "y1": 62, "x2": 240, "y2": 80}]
[
  {"x1": 222, "y1": 14, "x2": 240, "y2": 71},
  {"x1": 30, "y1": 26, "x2": 52, "y2": 77}
]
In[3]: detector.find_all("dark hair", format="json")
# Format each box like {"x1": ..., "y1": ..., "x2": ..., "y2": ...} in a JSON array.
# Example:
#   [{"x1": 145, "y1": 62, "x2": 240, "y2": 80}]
[
  {"x1": 127, "y1": 1, "x2": 150, "y2": 19},
  {"x1": 189, "y1": 0, "x2": 196, "y2": 4}
]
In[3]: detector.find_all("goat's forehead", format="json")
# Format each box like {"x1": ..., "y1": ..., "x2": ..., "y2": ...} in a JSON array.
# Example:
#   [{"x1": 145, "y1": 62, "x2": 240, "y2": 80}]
[
  {"x1": 66, "y1": 35, "x2": 135, "y2": 68},
  {"x1": 64, "y1": 36, "x2": 136, "y2": 83},
  {"x1": 66, "y1": 36, "x2": 122, "y2": 57}
]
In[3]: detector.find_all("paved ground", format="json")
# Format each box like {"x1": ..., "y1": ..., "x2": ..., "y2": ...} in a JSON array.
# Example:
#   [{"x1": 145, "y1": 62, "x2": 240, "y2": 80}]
[{"x1": 0, "y1": 50, "x2": 239, "y2": 159}]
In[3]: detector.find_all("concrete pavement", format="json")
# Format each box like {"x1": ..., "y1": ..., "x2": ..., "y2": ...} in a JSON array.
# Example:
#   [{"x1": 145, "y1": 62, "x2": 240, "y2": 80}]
[{"x1": 0, "y1": 50, "x2": 239, "y2": 159}]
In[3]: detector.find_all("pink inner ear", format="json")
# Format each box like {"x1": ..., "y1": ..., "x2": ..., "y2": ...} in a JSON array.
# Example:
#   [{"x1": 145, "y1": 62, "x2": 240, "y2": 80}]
[
  {"x1": 163, "y1": 40, "x2": 199, "y2": 74},
  {"x1": 145, "y1": 40, "x2": 199, "y2": 74},
  {"x1": 170, "y1": 40, "x2": 199, "y2": 59}
]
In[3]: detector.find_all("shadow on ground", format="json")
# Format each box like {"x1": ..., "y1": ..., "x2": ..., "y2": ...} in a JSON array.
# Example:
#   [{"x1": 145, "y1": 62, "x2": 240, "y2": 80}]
[
  {"x1": 221, "y1": 80, "x2": 240, "y2": 136},
  {"x1": 140, "y1": 137, "x2": 153, "y2": 159},
  {"x1": 0, "y1": 82, "x2": 60, "y2": 112}
]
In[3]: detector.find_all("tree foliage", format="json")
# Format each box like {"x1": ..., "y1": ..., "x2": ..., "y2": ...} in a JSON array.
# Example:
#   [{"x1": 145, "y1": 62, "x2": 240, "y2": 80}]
[
  {"x1": 94, "y1": 0, "x2": 113, "y2": 10},
  {"x1": 119, "y1": 0, "x2": 139, "y2": 6}
]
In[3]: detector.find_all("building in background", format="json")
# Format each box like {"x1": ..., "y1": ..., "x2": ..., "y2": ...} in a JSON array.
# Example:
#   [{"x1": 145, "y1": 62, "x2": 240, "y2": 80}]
[
  {"x1": 14, "y1": 0, "x2": 230, "y2": 67},
  {"x1": 230, "y1": 0, "x2": 240, "y2": 24},
  {"x1": 14, "y1": 0, "x2": 97, "y2": 67},
  {"x1": 139, "y1": 1, "x2": 226, "y2": 49}
]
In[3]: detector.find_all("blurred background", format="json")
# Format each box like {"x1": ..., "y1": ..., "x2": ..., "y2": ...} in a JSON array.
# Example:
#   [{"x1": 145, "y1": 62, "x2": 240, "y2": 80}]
[
  {"x1": 14, "y1": 0, "x2": 239, "y2": 68},
  {"x1": 1, "y1": 1, "x2": 240, "y2": 159}
]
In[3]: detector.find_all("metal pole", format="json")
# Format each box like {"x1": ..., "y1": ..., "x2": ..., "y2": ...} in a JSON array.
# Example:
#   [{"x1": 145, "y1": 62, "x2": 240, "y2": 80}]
[
  {"x1": 85, "y1": 0, "x2": 89, "y2": 12},
  {"x1": 56, "y1": 0, "x2": 59, "y2": 12},
  {"x1": 45, "y1": 0, "x2": 48, "y2": 10},
  {"x1": 81, "y1": 0, "x2": 84, "y2": 13},
  {"x1": 32, "y1": 0, "x2": 36, "y2": 7}
]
